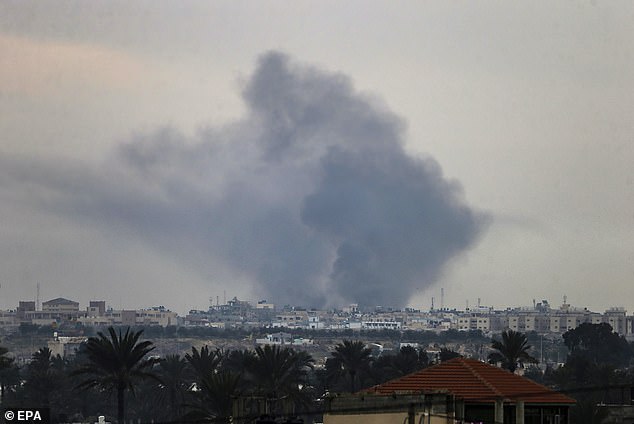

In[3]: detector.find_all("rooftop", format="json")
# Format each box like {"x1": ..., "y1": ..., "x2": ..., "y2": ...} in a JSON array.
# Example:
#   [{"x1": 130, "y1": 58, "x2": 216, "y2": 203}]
[
  {"x1": 42, "y1": 297, "x2": 79, "y2": 306},
  {"x1": 365, "y1": 357, "x2": 575, "y2": 405}
]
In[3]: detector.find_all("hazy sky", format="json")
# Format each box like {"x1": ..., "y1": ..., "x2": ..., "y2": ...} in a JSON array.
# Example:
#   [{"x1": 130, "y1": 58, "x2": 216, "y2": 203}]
[{"x1": 1, "y1": 1, "x2": 633, "y2": 315}]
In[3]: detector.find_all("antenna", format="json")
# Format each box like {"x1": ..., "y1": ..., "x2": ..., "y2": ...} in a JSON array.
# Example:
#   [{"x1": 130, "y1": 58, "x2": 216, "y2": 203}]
[
  {"x1": 563, "y1": 294, "x2": 567, "y2": 305},
  {"x1": 466, "y1": 299, "x2": 469, "y2": 310},
  {"x1": 36, "y1": 283, "x2": 40, "y2": 311}
]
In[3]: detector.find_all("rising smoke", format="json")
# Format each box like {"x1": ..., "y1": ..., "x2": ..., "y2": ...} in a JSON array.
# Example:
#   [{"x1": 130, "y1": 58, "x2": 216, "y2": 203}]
[{"x1": 4, "y1": 52, "x2": 487, "y2": 308}]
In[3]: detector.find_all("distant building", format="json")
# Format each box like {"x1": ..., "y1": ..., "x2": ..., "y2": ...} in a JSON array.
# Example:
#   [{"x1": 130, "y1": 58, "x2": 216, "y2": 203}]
[
  {"x1": 16, "y1": 298, "x2": 83, "y2": 326},
  {"x1": 361, "y1": 319, "x2": 401, "y2": 330},
  {"x1": 255, "y1": 332, "x2": 313, "y2": 346},
  {"x1": 77, "y1": 305, "x2": 178, "y2": 328},
  {"x1": 16, "y1": 301, "x2": 35, "y2": 320},
  {"x1": 87, "y1": 300, "x2": 106, "y2": 317},
  {"x1": 256, "y1": 300, "x2": 275, "y2": 310},
  {"x1": 42, "y1": 298, "x2": 80, "y2": 314},
  {"x1": 0, "y1": 310, "x2": 18, "y2": 333},
  {"x1": 48, "y1": 333, "x2": 87, "y2": 358}
]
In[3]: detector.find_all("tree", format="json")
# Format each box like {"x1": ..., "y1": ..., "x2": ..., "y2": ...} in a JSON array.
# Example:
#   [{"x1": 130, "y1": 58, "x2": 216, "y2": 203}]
[
  {"x1": 372, "y1": 346, "x2": 429, "y2": 383},
  {"x1": 74, "y1": 327, "x2": 159, "y2": 424},
  {"x1": 184, "y1": 345, "x2": 223, "y2": 381},
  {"x1": 184, "y1": 371, "x2": 242, "y2": 423},
  {"x1": 246, "y1": 345, "x2": 315, "y2": 414},
  {"x1": 222, "y1": 348, "x2": 256, "y2": 376},
  {"x1": 391, "y1": 346, "x2": 429, "y2": 375},
  {"x1": 328, "y1": 340, "x2": 373, "y2": 393},
  {"x1": 22, "y1": 347, "x2": 59, "y2": 408},
  {"x1": 488, "y1": 329, "x2": 537, "y2": 373},
  {"x1": 155, "y1": 354, "x2": 189, "y2": 421},
  {"x1": 549, "y1": 322, "x2": 633, "y2": 424},
  {"x1": 438, "y1": 347, "x2": 462, "y2": 362},
  {"x1": 0, "y1": 343, "x2": 17, "y2": 403},
  {"x1": 562, "y1": 323, "x2": 631, "y2": 368}
]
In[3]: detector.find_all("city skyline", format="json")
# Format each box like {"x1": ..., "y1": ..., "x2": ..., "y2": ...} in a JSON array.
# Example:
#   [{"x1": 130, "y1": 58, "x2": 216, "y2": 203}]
[
  {"x1": 1, "y1": 2, "x2": 633, "y2": 314},
  {"x1": 1, "y1": 290, "x2": 629, "y2": 318}
]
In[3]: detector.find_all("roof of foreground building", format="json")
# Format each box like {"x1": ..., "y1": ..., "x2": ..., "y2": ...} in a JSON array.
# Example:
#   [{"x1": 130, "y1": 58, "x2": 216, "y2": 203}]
[{"x1": 365, "y1": 357, "x2": 575, "y2": 405}]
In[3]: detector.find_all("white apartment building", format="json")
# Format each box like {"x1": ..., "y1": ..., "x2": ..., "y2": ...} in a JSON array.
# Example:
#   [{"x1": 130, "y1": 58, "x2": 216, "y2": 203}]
[{"x1": 361, "y1": 319, "x2": 402, "y2": 330}]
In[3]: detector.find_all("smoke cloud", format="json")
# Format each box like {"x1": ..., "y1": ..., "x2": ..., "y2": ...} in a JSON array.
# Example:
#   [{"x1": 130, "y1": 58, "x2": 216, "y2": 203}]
[{"x1": 3, "y1": 52, "x2": 487, "y2": 308}]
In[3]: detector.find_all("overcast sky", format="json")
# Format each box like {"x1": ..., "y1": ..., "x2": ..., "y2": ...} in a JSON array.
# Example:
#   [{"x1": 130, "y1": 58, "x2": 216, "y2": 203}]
[{"x1": 1, "y1": 1, "x2": 633, "y2": 315}]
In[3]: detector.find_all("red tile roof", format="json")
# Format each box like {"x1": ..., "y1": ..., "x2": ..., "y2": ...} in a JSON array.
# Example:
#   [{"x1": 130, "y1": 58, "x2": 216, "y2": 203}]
[{"x1": 365, "y1": 357, "x2": 575, "y2": 405}]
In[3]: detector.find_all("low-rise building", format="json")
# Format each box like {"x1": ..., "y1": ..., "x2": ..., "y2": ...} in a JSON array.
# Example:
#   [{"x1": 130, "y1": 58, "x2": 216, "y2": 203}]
[
  {"x1": 48, "y1": 333, "x2": 87, "y2": 358},
  {"x1": 362, "y1": 357, "x2": 575, "y2": 424},
  {"x1": 324, "y1": 392, "x2": 454, "y2": 424},
  {"x1": 255, "y1": 332, "x2": 313, "y2": 346}
]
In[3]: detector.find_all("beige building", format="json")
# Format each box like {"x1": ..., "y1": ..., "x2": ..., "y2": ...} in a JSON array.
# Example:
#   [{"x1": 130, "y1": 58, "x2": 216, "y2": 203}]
[
  {"x1": 42, "y1": 298, "x2": 80, "y2": 314},
  {"x1": 324, "y1": 392, "x2": 454, "y2": 424},
  {"x1": 77, "y1": 306, "x2": 178, "y2": 327},
  {"x1": 48, "y1": 334, "x2": 87, "y2": 358}
]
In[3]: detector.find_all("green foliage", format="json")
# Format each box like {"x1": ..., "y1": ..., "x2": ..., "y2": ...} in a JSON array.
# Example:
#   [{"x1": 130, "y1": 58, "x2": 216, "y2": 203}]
[
  {"x1": 184, "y1": 371, "x2": 241, "y2": 423},
  {"x1": 156, "y1": 354, "x2": 189, "y2": 421},
  {"x1": 246, "y1": 345, "x2": 315, "y2": 414},
  {"x1": 371, "y1": 346, "x2": 429, "y2": 383},
  {"x1": 439, "y1": 347, "x2": 462, "y2": 362},
  {"x1": 548, "y1": 324, "x2": 633, "y2": 424},
  {"x1": 562, "y1": 323, "x2": 632, "y2": 368},
  {"x1": 184, "y1": 345, "x2": 222, "y2": 381},
  {"x1": 327, "y1": 340, "x2": 373, "y2": 393},
  {"x1": 488, "y1": 329, "x2": 537, "y2": 373},
  {"x1": 73, "y1": 327, "x2": 158, "y2": 424}
]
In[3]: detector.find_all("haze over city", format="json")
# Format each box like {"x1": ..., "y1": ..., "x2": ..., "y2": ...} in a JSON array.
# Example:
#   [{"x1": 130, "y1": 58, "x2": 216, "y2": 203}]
[{"x1": 1, "y1": 2, "x2": 633, "y2": 315}]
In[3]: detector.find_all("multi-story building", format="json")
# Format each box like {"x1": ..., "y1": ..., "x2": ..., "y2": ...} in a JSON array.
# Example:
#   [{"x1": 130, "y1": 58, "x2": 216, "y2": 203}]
[
  {"x1": 19, "y1": 298, "x2": 84, "y2": 325},
  {"x1": 42, "y1": 298, "x2": 80, "y2": 314},
  {"x1": 361, "y1": 318, "x2": 402, "y2": 330},
  {"x1": 273, "y1": 310, "x2": 309, "y2": 328},
  {"x1": 604, "y1": 308, "x2": 627, "y2": 335},
  {"x1": 0, "y1": 310, "x2": 18, "y2": 333}
]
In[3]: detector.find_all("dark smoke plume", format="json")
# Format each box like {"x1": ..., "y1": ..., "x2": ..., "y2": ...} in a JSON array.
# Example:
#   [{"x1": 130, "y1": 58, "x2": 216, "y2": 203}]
[{"x1": 3, "y1": 52, "x2": 487, "y2": 308}]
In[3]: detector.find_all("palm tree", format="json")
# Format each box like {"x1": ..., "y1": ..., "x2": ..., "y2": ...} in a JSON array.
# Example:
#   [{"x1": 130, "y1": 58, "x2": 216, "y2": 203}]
[
  {"x1": 488, "y1": 329, "x2": 538, "y2": 373},
  {"x1": 247, "y1": 345, "x2": 315, "y2": 414},
  {"x1": 390, "y1": 346, "x2": 429, "y2": 376},
  {"x1": 185, "y1": 345, "x2": 223, "y2": 382},
  {"x1": 23, "y1": 347, "x2": 59, "y2": 407},
  {"x1": 439, "y1": 347, "x2": 462, "y2": 362},
  {"x1": 184, "y1": 370, "x2": 242, "y2": 424},
  {"x1": 329, "y1": 340, "x2": 372, "y2": 393},
  {"x1": 222, "y1": 348, "x2": 256, "y2": 376},
  {"x1": 156, "y1": 354, "x2": 189, "y2": 421},
  {"x1": 74, "y1": 327, "x2": 159, "y2": 424}
]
